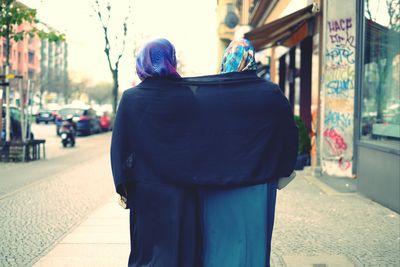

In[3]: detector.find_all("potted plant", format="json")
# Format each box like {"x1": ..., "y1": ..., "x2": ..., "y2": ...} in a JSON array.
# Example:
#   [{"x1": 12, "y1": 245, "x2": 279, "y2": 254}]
[{"x1": 294, "y1": 115, "x2": 311, "y2": 170}]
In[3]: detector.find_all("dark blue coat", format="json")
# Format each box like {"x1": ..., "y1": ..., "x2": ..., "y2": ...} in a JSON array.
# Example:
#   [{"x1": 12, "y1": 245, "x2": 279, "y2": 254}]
[{"x1": 110, "y1": 71, "x2": 298, "y2": 266}]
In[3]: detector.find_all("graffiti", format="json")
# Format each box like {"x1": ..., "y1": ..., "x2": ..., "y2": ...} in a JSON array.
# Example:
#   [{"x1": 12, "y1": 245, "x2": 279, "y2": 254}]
[
  {"x1": 328, "y1": 18, "x2": 355, "y2": 48},
  {"x1": 325, "y1": 46, "x2": 355, "y2": 65},
  {"x1": 324, "y1": 111, "x2": 352, "y2": 131},
  {"x1": 324, "y1": 65, "x2": 354, "y2": 80},
  {"x1": 323, "y1": 128, "x2": 348, "y2": 156},
  {"x1": 338, "y1": 157, "x2": 352, "y2": 170},
  {"x1": 329, "y1": 33, "x2": 355, "y2": 48},
  {"x1": 322, "y1": 3, "x2": 355, "y2": 176},
  {"x1": 328, "y1": 18, "x2": 352, "y2": 32},
  {"x1": 326, "y1": 99, "x2": 353, "y2": 112},
  {"x1": 326, "y1": 79, "x2": 354, "y2": 97}
]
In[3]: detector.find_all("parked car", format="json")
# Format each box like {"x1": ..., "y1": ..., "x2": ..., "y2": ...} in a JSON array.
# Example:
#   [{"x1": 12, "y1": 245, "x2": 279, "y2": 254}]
[
  {"x1": 55, "y1": 106, "x2": 101, "y2": 136},
  {"x1": 36, "y1": 109, "x2": 54, "y2": 124},
  {"x1": 46, "y1": 103, "x2": 61, "y2": 122},
  {"x1": 98, "y1": 112, "x2": 113, "y2": 131}
]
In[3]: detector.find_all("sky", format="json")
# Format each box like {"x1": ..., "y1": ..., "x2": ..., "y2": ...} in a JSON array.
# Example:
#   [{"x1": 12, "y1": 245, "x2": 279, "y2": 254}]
[{"x1": 20, "y1": 0, "x2": 219, "y2": 90}]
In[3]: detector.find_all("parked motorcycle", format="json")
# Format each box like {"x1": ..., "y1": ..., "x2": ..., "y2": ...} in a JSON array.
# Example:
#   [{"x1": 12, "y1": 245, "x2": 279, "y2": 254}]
[{"x1": 60, "y1": 116, "x2": 77, "y2": 148}]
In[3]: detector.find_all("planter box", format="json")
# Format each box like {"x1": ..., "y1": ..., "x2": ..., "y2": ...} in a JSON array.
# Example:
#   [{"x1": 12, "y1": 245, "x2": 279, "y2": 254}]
[
  {"x1": 295, "y1": 153, "x2": 310, "y2": 170},
  {"x1": 0, "y1": 140, "x2": 46, "y2": 162}
]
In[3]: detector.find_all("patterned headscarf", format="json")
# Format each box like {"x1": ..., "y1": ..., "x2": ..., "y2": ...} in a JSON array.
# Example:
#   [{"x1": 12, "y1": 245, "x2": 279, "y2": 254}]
[
  {"x1": 220, "y1": 38, "x2": 257, "y2": 73},
  {"x1": 136, "y1": 38, "x2": 180, "y2": 81}
]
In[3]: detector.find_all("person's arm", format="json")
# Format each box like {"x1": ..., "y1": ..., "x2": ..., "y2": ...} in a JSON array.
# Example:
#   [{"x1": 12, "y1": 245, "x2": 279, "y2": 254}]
[
  {"x1": 110, "y1": 92, "x2": 132, "y2": 201},
  {"x1": 275, "y1": 87, "x2": 299, "y2": 180}
]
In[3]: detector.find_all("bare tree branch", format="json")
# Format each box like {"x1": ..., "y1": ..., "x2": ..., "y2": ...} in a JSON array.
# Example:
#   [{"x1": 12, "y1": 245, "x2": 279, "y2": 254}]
[
  {"x1": 365, "y1": 0, "x2": 373, "y2": 20},
  {"x1": 386, "y1": 0, "x2": 400, "y2": 31},
  {"x1": 93, "y1": 0, "x2": 132, "y2": 114}
]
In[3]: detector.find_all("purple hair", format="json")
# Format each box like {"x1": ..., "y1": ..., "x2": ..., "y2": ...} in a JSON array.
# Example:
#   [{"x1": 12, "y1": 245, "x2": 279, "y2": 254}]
[{"x1": 136, "y1": 38, "x2": 180, "y2": 81}]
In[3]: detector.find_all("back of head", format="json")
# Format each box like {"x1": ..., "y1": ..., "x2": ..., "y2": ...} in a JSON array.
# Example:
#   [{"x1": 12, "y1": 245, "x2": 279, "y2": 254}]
[
  {"x1": 136, "y1": 38, "x2": 180, "y2": 81},
  {"x1": 220, "y1": 38, "x2": 257, "y2": 73}
]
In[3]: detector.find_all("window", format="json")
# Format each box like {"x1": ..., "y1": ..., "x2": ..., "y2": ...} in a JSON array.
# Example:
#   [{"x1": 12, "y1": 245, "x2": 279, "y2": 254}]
[
  {"x1": 2, "y1": 45, "x2": 7, "y2": 57},
  {"x1": 28, "y1": 51, "x2": 35, "y2": 64},
  {"x1": 28, "y1": 69, "x2": 35, "y2": 79},
  {"x1": 360, "y1": 0, "x2": 400, "y2": 148},
  {"x1": 18, "y1": 52, "x2": 21, "y2": 64}
]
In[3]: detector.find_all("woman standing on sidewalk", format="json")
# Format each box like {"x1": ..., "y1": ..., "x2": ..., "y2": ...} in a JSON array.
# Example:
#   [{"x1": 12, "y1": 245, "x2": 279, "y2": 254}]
[
  {"x1": 199, "y1": 39, "x2": 295, "y2": 267},
  {"x1": 111, "y1": 39, "x2": 200, "y2": 267},
  {"x1": 111, "y1": 38, "x2": 298, "y2": 267}
]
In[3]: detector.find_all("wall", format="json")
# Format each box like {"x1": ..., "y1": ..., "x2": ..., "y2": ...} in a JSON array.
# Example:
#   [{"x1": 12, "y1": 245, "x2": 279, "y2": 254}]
[
  {"x1": 357, "y1": 146, "x2": 400, "y2": 213},
  {"x1": 320, "y1": 0, "x2": 356, "y2": 176}
]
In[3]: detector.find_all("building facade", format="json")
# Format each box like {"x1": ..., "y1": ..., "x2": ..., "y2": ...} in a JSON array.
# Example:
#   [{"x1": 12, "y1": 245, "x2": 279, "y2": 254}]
[
  {"x1": 217, "y1": 0, "x2": 400, "y2": 212},
  {"x1": 0, "y1": 21, "x2": 41, "y2": 80},
  {"x1": 0, "y1": 2, "x2": 68, "y2": 105},
  {"x1": 38, "y1": 23, "x2": 68, "y2": 102}
]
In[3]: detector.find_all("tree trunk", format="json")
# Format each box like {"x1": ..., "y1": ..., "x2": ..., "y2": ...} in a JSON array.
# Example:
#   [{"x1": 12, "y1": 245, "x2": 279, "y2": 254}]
[
  {"x1": 5, "y1": 26, "x2": 11, "y2": 142},
  {"x1": 39, "y1": 86, "x2": 44, "y2": 108},
  {"x1": 112, "y1": 69, "x2": 119, "y2": 115}
]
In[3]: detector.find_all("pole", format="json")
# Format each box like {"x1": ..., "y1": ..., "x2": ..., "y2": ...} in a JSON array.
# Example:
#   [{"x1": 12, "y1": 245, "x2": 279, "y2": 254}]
[
  {"x1": 19, "y1": 79, "x2": 25, "y2": 143},
  {"x1": 26, "y1": 80, "x2": 32, "y2": 140},
  {"x1": 5, "y1": 66, "x2": 11, "y2": 142},
  {"x1": 5, "y1": 0, "x2": 12, "y2": 142},
  {"x1": 0, "y1": 88, "x2": 3, "y2": 141}
]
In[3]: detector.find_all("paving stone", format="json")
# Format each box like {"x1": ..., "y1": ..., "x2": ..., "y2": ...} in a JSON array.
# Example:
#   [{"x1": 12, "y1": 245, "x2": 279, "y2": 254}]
[
  {"x1": 0, "y1": 152, "x2": 115, "y2": 267},
  {"x1": 282, "y1": 254, "x2": 355, "y2": 267},
  {"x1": 271, "y1": 172, "x2": 400, "y2": 266}
]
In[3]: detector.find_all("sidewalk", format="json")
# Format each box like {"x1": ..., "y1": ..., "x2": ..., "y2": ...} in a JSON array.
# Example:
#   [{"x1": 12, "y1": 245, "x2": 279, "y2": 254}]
[
  {"x1": 34, "y1": 196, "x2": 130, "y2": 267},
  {"x1": 34, "y1": 171, "x2": 400, "y2": 267}
]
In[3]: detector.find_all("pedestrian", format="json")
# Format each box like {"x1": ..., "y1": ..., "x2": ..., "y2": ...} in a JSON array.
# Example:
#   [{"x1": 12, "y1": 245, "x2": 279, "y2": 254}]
[
  {"x1": 111, "y1": 38, "x2": 298, "y2": 267},
  {"x1": 198, "y1": 38, "x2": 297, "y2": 267},
  {"x1": 111, "y1": 38, "x2": 200, "y2": 267}
]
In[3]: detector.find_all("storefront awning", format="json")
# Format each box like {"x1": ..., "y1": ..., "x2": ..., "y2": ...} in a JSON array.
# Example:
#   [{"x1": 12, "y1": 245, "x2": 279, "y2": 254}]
[{"x1": 244, "y1": 3, "x2": 319, "y2": 51}]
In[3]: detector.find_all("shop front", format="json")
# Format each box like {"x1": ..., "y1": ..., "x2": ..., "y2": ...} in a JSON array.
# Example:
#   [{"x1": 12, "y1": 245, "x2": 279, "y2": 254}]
[
  {"x1": 242, "y1": 0, "x2": 399, "y2": 212},
  {"x1": 355, "y1": 0, "x2": 400, "y2": 212},
  {"x1": 245, "y1": 3, "x2": 320, "y2": 168}
]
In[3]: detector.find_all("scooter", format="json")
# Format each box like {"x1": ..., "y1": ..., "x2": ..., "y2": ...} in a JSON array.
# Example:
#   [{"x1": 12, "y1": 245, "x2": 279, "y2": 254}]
[{"x1": 60, "y1": 119, "x2": 76, "y2": 148}]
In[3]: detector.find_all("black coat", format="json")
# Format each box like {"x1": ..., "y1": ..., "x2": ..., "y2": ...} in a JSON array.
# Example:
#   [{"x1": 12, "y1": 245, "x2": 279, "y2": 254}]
[{"x1": 110, "y1": 71, "x2": 298, "y2": 266}]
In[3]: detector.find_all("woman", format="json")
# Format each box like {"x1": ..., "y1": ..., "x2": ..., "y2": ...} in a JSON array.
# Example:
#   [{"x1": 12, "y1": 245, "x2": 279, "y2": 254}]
[
  {"x1": 111, "y1": 38, "x2": 298, "y2": 267},
  {"x1": 199, "y1": 39, "x2": 281, "y2": 267},
  {"x1": 111, "y1": 39, "x2": 200, "y2": 267}
]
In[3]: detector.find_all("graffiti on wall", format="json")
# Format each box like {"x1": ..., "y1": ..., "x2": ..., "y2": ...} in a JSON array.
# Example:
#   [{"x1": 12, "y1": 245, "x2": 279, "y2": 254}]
[
  {"x1": 322, "y1": 8, "x2": 356, "y2": 176},
  {"x1": 328, "y1": 18, "x2": 356, "y2": 48},
  {"x1": 324, "y1": 110, "x2": 352, "y2": 131}
]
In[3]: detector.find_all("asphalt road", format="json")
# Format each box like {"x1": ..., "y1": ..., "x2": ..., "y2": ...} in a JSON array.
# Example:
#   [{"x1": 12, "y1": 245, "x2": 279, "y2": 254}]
[{"x1": 0, "y1": 124, "x2": 115, "y2": 267}]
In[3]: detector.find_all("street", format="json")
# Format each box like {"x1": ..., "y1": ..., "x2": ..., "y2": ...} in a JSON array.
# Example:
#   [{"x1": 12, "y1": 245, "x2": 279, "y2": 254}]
[{"x1": 0, "y1": 124, "x2": 115, "y2": 267}]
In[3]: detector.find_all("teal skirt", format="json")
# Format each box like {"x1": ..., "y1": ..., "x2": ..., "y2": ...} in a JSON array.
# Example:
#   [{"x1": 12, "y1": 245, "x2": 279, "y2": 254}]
[{"x1": 200, "y1": 182, "x2": 277, "y2": 267}]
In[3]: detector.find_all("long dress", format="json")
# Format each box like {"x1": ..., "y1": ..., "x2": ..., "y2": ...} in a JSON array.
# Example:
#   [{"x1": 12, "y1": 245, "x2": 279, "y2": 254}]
[{"x1": 200, "y1": 182, "x2": 278, "y2": 267}]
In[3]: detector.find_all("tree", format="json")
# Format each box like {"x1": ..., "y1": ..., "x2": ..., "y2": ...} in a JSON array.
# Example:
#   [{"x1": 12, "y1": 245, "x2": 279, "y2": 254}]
[
  {"x1": 84, "y1": 82, "x2": 113, "y2": 105},
  {"x1": 0, "y1": 0, "x2": 64, "y2": 142},
  {"x1": 93, "y1": 0, "x2": 131, "y2": 115},
  {"x1": 365, "y1": 0, "x2": 400, "y2": 121}
]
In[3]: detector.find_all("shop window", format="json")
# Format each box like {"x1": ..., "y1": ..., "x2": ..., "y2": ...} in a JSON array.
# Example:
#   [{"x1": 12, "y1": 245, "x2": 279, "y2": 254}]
[{"x1": 361, "y1": 0, "x2": 400, "y2": 147}]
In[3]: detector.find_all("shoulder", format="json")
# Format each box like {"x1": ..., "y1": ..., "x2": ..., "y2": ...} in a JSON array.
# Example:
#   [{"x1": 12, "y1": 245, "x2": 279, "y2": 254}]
[{"x1": 251, "y1": 80, "x2": 290, "y2": 110}]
